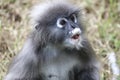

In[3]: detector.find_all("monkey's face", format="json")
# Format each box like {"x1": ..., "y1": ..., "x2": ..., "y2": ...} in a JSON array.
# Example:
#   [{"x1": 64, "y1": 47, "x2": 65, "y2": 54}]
[
  {"x1": 55, "y1": 13, "x2": 82, "y2": 49},
  {"x1": 31, "y1": 3, "x2": 84, "y2": 49},
  {"x1": 49, "y1": 13, "x2": 84, "y2": 49}
]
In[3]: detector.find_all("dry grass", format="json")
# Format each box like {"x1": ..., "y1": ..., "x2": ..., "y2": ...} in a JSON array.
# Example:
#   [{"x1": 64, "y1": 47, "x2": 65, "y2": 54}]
[{"x1": 0, "y1": 0, "x2": 120, "y2": 80}]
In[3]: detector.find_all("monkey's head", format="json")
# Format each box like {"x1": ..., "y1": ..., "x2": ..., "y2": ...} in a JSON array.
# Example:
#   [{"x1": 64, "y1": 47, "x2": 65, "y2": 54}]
[{"x1": 30, "y1": 1, "x2": 85, "y2": 49}]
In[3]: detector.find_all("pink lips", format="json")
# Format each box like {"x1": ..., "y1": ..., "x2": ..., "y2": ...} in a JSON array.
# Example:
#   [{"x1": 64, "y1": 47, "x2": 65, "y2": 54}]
[{"x1": 71, "y1": 34, "x2": 80, "y2": 39}]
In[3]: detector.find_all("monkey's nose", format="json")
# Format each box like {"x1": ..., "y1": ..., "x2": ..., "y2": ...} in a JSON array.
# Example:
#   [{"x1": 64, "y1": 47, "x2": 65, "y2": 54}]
[
  {"x1": 72, "y1": 28, "x2": 81, "y2": 34},
  {"x1": 70, "y1": 28, "x2": 81, "y2": 39}
]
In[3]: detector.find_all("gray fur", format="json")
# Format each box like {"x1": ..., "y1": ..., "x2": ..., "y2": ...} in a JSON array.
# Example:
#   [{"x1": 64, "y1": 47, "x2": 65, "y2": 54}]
[{"x1": 5, "y1": 1, "x2": 100, "y2": 80}]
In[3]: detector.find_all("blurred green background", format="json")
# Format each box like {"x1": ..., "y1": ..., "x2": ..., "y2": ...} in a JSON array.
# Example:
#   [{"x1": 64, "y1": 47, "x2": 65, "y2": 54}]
[{"x1": 0, "y1": 0, "x2": 120, "y2": 80}]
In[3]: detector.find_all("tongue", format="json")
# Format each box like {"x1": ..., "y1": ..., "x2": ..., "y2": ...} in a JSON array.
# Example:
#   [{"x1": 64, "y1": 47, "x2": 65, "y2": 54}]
[{"x1": 72, "y1": 34, "x2": 80, "y2": 39}]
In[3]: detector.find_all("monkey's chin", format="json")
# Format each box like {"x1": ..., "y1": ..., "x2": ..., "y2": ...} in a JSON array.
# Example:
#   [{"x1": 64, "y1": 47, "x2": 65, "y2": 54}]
[{"x1": 63, "y1": 36, "x2": 83, "y2": 50}]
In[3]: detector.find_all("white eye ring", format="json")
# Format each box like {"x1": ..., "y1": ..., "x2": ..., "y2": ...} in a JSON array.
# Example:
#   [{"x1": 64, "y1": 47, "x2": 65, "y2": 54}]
[
  {"x1": 57, "y1": 18, "x2": 67, "y2": 28},
  {"x1": 70, "y1": 14, "x2": 77, "y2": 23}
]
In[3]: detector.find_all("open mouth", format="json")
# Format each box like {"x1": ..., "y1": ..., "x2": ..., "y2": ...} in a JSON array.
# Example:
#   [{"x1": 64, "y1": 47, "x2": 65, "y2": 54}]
[{"x1": 71, "y1": 34, "x2": 80, "y2": 39}]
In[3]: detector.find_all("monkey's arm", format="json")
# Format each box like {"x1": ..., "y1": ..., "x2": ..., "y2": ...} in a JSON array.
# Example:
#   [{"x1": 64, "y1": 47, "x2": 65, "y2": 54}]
[
  {"x1": 74, "y1": 40, "x2": 100, "y2": 80},
  {"x1": 4, "y1": 39, "x2": 44, "y2": 80},
  {"x1": 75, "y1": 66, "x2": 100, "y2": 80}
]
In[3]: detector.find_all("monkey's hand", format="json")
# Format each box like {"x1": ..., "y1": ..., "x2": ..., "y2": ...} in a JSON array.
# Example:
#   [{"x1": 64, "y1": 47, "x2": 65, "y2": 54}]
[
  {"x1": 71, "y1": 66, "x2": 100, "y2": 80},
  {"x1": 79, "y1": 68, "x2": 99, "y2": 80}
]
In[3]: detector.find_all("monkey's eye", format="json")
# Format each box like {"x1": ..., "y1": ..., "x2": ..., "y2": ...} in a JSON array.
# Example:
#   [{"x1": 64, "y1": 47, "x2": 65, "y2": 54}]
[
  {"x1": 57, "y1": 18, "x2": 67, "y2": 28},
  {"x1": 70, "y1": 14, "x2": 77, "y2": 23}
]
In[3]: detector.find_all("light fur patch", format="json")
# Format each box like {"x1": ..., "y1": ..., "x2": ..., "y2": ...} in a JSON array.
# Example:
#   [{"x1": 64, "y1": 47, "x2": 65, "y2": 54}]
[
  {"x1": 71, "y1": 28, "x2": 81, "y2": 35},
  {"x1": 64, "y1": 28, "x2": 83, "y2": 49},
  {"x1": 64, "y1": 36, "x2": 83, "y2": 50},
  {"x1": 29, "y1": 0, "x2": 76, "y2": 28}
]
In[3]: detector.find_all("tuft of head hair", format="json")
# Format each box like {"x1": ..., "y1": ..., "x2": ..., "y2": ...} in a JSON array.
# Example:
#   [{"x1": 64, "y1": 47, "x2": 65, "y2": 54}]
[{"x1": 29, "y1": 0, "x2": 79, "y2": 29}]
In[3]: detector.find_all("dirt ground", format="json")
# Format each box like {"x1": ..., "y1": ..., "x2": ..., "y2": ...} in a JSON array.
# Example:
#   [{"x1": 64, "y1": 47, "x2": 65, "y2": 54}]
[{"x1": 0, "y1": 0, "x2": 120, "y2": 80}]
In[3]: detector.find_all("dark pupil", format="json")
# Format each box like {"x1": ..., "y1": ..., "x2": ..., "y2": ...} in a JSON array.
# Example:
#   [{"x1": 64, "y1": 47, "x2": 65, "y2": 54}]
[
  {"x1": 70, "y1": 15, "x2": 75, "y2": 22},
  {"x1": 60, "y1": 19, "x2": 66, "y2": 25}
]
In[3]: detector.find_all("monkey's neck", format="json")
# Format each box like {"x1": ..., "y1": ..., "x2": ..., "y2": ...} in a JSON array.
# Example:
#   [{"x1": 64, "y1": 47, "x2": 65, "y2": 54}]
[{"x1": 30, "y1": 37, "x2": 97, "y2": 63}]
